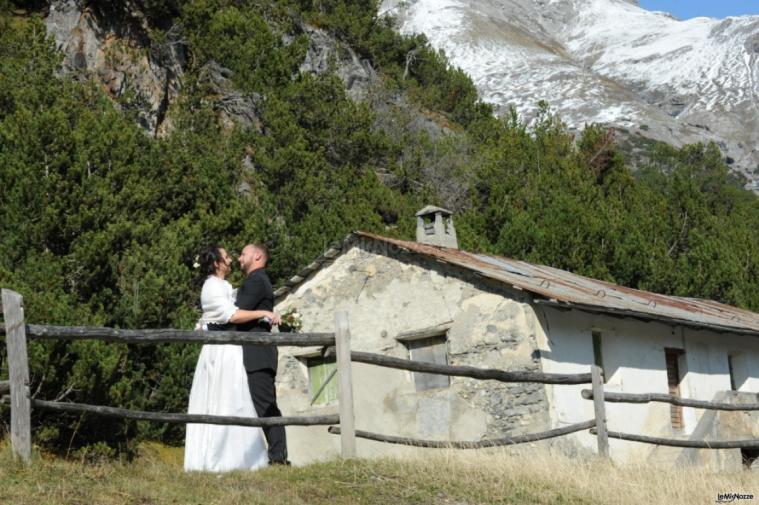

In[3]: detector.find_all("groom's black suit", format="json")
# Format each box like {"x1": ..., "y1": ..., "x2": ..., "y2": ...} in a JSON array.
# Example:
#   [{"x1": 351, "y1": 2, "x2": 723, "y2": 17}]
[{"x1": 236, "y1": 267, "x2": 288, "y2": 464}]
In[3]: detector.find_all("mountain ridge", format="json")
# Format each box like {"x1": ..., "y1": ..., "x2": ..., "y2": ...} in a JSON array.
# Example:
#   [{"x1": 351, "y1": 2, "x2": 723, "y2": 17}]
[{"x1": 381, "y1": 0, "x2": 759, "y2": 191}]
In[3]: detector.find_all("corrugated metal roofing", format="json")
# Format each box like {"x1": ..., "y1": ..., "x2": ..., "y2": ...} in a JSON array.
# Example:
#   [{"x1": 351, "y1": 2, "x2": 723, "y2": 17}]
[{"x1": 275, "y1": 231, "x2": 759, "y2": 336}]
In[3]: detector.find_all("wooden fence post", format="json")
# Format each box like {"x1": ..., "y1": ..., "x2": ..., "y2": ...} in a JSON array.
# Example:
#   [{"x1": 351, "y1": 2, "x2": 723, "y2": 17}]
[
  {"x1": 2, "y1": 289, "x2": 32, "y2": 463},
  {"x1": 334, "y1": 311, "x2": 356, "y2": 458},
  {"x1": 591, "y1": 364, "x2": 609, "y2": 458}
]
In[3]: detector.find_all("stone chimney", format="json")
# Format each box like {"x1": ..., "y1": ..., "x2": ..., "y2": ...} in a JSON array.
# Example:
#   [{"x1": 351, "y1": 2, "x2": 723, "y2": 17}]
[{"x1": 415, "y1": 205, "x2": 458, "y2": 249}]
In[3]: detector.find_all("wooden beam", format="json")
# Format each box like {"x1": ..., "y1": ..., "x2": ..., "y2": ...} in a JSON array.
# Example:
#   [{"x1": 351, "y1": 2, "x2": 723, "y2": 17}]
[
  {"x1": 2, "y1": 289, "x2": 31, "y2": 463},
  {"x1": 323, "y1": 347, "x2": 592, "y2": 384},
  {"x1": 582, "y1": 389, "x2": 759, "y2": 411},
  {"x1": 590, "y1": 428, "x2": 759, "y2": 449},
  {"x1": 395, "y1": 321, "x2": 453, "y2": 342},
  {"x1": 19, "y1": 325, "x2": 335, "y2": 346},
  {"x1": 335, "y1": 311, "x2": 356, "y2": 458},
  {"x1": 591, "y1": 365, "x2": 609, "y2": 458},
  {"x1": 31, "y1": 399, "x2": 339, "y2": 427},
  {"x1": 328, "y1": 419, "x2": 596, "y2": 449}
]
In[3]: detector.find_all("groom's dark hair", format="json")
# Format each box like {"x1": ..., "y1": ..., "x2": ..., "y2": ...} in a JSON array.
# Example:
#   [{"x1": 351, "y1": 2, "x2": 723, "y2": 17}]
[{"x1": 252, "y1": 242, "x2": 269, "y2": 264}]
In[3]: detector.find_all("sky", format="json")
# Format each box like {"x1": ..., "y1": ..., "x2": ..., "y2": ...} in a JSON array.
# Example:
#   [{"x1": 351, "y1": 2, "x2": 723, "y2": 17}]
[{"x1": 639, "y1": 1, "x2": 759, "y2": 19}]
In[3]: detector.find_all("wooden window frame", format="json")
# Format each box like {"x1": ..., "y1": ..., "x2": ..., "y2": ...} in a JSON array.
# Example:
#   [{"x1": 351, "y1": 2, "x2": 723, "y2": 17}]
[
  {"x1": 665, "y1": 348, "x2": 685, "y2": 430},
  {"x1": 396, "y1": 324, "x2": 452, "y2": 393}
]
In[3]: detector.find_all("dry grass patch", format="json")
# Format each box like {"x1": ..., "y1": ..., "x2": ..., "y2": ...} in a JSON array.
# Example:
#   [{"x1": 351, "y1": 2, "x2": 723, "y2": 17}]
[
  {"x1": 418, "y1": 448, "x2": 758, "y2": 504},
  {"x1": 0, "y1": 440, "x2": 756, "y2": 504}
]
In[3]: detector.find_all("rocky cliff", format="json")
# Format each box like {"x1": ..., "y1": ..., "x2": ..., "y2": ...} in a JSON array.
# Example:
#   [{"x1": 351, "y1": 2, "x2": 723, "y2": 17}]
[
  {"x1": 43, "y1": 0, "x2": 380, "y2": 138},
  {"x1": 46, "y1": 0, "x2": 185, "y2": 136}
]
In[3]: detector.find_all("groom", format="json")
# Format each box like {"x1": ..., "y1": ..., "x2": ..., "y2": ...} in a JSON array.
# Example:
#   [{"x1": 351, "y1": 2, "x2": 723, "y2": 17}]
[{"x1": 236, "y1": 242, "x2": 289, "y2": 465}]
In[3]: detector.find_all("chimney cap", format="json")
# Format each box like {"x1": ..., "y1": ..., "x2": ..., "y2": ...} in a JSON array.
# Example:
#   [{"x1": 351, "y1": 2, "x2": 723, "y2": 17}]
[{"x1": 415, "y1": 205, "x2": 453, "y2": 217}]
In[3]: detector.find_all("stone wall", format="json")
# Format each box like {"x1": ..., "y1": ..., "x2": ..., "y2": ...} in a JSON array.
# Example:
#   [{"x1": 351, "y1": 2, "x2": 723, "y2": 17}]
[{"x1": 274, "y1": 241, "x2": 550, "y2": 464}]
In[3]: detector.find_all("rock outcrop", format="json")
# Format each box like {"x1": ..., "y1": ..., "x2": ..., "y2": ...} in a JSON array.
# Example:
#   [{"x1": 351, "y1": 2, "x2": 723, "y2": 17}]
[
  {"x1": 46, "y1": 0, "x2": 185, "y2": 137},
  {"x1": 198, "y1": 61, "x2": 264, "y2": 133},
  {"x1": 43, "y1": 3, "x2": 382, "y2": 134},
  {"x1": 298, "y1": 24, "x2": 378, "y2": 102}
]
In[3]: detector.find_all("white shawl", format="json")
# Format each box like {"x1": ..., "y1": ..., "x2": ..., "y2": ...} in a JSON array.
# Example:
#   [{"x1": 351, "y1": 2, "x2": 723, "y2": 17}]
[{"x1": 198, "y1": 276, "x2": 237, "y2": 326}]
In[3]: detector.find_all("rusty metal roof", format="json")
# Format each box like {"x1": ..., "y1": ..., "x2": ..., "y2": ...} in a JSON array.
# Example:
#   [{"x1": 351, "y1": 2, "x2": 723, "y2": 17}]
[{"x1": 275, "y1": 231, "x2": 759, "y2": 337}]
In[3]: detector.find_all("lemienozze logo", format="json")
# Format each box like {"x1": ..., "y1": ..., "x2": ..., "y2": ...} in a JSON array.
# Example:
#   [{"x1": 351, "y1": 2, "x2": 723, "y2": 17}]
[{"x1": 716, "y1": 493, "x2": 754, "y2": 503}]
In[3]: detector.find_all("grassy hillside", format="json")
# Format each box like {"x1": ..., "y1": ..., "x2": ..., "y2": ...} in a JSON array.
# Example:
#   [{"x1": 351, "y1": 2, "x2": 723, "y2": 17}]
[{"x1": 0, "y1": 441, "x2": 754, "y2": 505}]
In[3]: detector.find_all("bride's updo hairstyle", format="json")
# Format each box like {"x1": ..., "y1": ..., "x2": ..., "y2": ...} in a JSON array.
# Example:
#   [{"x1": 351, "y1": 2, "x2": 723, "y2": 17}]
[{"x1": 193, "y1": 244, "x2": 223, "y2": 288}]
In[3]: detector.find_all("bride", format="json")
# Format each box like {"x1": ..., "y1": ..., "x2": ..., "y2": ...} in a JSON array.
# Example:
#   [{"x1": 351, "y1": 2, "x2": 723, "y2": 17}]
[{"x1": 184, "y1": 244, "x2": 280, "y2": 472}]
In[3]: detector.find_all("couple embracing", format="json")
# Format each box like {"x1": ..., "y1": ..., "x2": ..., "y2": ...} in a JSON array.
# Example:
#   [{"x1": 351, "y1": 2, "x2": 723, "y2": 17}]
[{"x1": 184, "y1": 243, "x2": 289, "y2": 472}]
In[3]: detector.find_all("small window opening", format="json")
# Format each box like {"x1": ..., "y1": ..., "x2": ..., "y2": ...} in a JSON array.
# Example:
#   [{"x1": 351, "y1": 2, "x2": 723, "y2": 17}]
[
  {"x1": 665, "y1": 348, "x2": 685, "y2": 430},
  {"x1": 592, "y1": 331, "x2": 605, "y2": 383},
  {"x1": 405, "y1": 335, "x2": 450, "y2": 392},
  {"x1": 741, "y1": 448, "x2": 759, "y2": 470},
  {"x1": 307, "y1": 357, "x2": 337, "y2": 405},
  {"x1": 728, "y1": 354, "x2": 738, "y2": 391},
  {"x1": 422, "y1": 216, "x2": 435, "y2": 234}
]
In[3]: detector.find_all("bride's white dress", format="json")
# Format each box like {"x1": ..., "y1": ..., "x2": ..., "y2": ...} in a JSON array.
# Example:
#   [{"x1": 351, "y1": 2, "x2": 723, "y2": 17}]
[{"x1": 184, "y1": 276, "x2": 269, "y2": 472}]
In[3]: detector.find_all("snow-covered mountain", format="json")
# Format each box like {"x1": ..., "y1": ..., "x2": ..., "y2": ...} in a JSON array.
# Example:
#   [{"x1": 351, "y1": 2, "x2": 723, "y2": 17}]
[{"x1": 380, "y1": 0, "x2": 759, "y2": 190}]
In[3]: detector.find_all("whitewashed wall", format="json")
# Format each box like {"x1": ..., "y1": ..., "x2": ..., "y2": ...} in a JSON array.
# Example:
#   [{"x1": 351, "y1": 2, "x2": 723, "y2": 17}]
[{"x1": 536, "y1": 306, "x2": 759, "y2": 468}]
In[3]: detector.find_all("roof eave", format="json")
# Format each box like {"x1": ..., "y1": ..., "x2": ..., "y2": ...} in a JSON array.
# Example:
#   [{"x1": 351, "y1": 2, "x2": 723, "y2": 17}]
[{"x1": 534, "y1": 299, "x2": 759, "y2": 338}]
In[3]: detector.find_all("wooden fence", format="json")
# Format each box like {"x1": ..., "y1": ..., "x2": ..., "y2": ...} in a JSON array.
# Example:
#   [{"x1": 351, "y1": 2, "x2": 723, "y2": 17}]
[{"x1": 2, "y1": 287, "x2": 759, "y2": 464}]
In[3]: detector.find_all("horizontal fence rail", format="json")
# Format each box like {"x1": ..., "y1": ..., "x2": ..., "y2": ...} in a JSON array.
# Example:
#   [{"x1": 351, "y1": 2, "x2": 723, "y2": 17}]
[
  {"x1": 32, "y1": 399, "x2": 339, "y2": 427},
  {"x1": 0, "y1": 380, "x2": 8, "y2": 396},
  {"x1": 581, "y1": 389, "x2": 759, "y2": 411},
  {"x1": 589, "y1": 428, "x2": 759, "y2": 450},
  {"x1": 328, "y1": 420, "x2": 596, "y2": 449},
  {"x1": 2, "y1": 324, "x2": 335, "y2": 347},
  {"x1": 324, "y1": 347, "x2": 592, "y2": 385}
]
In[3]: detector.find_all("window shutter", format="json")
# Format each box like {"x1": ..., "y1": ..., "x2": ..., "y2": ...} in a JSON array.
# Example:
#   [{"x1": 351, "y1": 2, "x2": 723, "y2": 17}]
[
  {"x1": 407, "y1": 335, "x2": 450, "y2": 392},
  {"x1": 308, "y1": 357, "x2": 337, "y2": 405}
]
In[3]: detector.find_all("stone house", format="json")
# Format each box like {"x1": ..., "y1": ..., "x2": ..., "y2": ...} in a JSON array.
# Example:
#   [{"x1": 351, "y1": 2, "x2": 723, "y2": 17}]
[{"x1": 273, "y1": 207, "x2": 759, "y2": 469}]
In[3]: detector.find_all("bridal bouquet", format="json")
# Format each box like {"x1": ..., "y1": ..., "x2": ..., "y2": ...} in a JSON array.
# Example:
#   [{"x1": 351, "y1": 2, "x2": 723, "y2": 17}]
[{"x1": 279, "y1": 307, "x2": 303, "y2": 333}]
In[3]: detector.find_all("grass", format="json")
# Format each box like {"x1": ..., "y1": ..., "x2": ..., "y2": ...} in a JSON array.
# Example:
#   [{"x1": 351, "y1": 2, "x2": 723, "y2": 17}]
[{"x1": 0, "y1": 440, "x2": 757, "y2": 505}]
